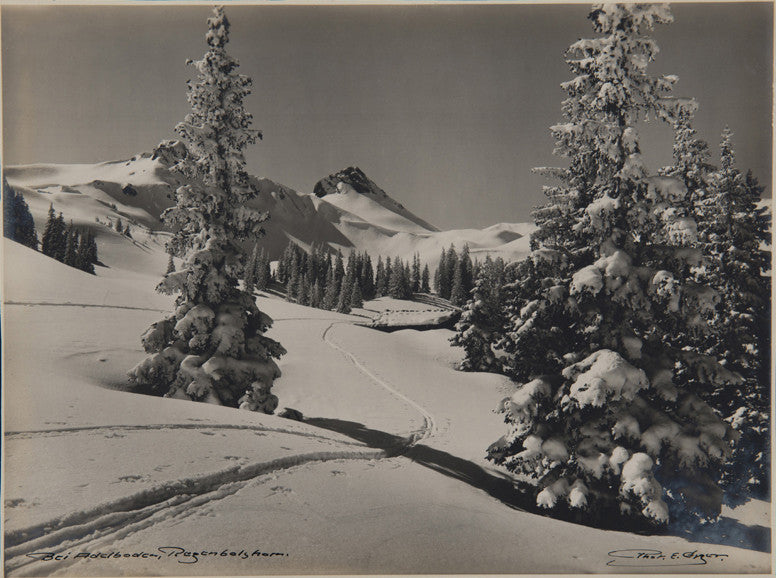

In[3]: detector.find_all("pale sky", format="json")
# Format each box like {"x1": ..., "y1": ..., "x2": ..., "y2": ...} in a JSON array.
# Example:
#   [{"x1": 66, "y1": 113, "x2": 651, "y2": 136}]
[{"x1": 2, "y1": 2, "x2": 772, "y2": 229}]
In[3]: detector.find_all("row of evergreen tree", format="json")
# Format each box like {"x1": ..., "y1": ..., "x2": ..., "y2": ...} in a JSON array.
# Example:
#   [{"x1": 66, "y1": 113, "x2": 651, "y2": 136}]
[
  {"x1": 243, "y1": 243, "x2": 272, "y2": 293},
  {"x1": 272, "y1": 239, "x2": 510, "y2": 313},
  {"x1": 3, "y1": 180, "x2": 102, "y2": 275},
  {"x1": 3, "y1": 177, "x2": 39, "y2": 250},
  {"x1": 434, "y1": 244, "x2": 474, "y2": 306},
  {"x1": 452, "y1": 4, "x2": 770, "y2": 528},
  {"x1": 274, "y1": 241, "x2": 446, "y2": 314},
  {"x1": 41, "y1": 204, "x2": 99, "y2": 274},
  {"x1": 374, "y1": 253, "x2": 430, "y2": 301}
]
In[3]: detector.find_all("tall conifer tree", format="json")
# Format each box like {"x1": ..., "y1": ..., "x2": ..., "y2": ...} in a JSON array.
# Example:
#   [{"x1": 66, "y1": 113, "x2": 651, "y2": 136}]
[
  {"x1": 130, "y1": 7, "x2": 284, "y2": 413},
  {"x1": 489, "y1": 4, "x2": 734, "y2": 527}
]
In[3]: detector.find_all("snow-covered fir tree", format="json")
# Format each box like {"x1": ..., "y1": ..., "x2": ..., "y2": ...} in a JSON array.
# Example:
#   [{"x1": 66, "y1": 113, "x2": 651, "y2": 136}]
[
  {"x1": 336, "y1": 276, "x2": 352, "y2": 314},
  {"x1": 42, "y1": 206, "x2": 65, "y2": 260},
  {"x1": 76, "y1": 233, "x2": 96, "y2": 274},
  {"x1": 322, "y1": 265, "x2": 339, "y2": 310},
  {"x1": 276, "y1": 242, "x2": 291, "y2": 284},
  {"x1": 53, "y1": 213, "x2": 67, "y2": 261},
  {"x1": 63, "y1": 222, "x2": 79, "y2": 267},
  {"x1": 660, "y1": 112, "x2": 771, "y2": 504},
  {"x1": 388, "y1": 257, "x2": 411, "y2": 299},
  {"x1": 452, "y1": 256, "x2": 509, "y2": 371},
  {"x1": 411, "y1": 253, "x2": 421, "y2": 293},
  {"x1": 286, "y1": 250, "x2": 300, "y2": 302},
  {"x1": 488, "y1": 4, "x2": 736, "y2": 528},
  {"x1": 41, "y1": 204, "x2": 57, "y2": 257},
  {"x1": 659, "y1": 98, "x2": 714, "y2": 197},
  {"x1": 700, "y1": 129, "x2": 771, "y2": 502},
  {"x1": 421, "y1": 264, "x2": 431, "y2": 293},
  {"x1": 298, "y1": 271, "x2": 312, "y2": 306},
  {"x1": 449, "y1": 244, "x2": 473, "y2": 306},
  {"x1": 382, "y1": 256, "x2": 393, "y2": 296},
  {"x1": 129, "y1": 6, "x2": 285, "y2": 413},
  {"x1": 350, "y1": 281, "x2": 364, "y2": 309},
  {"x1": 255, "y1": 246, "x2": 271, "y2": 290},
  {"x1": 311, "y1": 279, "x2": 323, "y2": 309},
  {"x1": 434, "y1": 245, "x2": 463, "y2": 301},
  {"x1": 361, "y1": 253, "x2": 376, "y2": 299},
  {"x1": 375, "y1": 256, "x2": 386, "y2": 297},
  {"x1": 433, "y1": 249, "x2": 447, "y2": 297}
]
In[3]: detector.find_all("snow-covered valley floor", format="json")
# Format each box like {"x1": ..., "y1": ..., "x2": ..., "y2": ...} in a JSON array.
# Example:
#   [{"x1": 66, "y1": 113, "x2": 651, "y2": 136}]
[{"x1": 2, "y1": 237, "x2": 771, "y2": 576}]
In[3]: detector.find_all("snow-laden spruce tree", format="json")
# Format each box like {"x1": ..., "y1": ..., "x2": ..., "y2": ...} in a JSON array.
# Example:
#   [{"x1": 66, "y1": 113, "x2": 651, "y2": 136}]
[
  {"x1": 661, "y1": 108, "x2": 772, "y2": 503},
  {"x1": 452, "y1": 256, "x2": 509, "y2": 372},
  {"x1": 659, "y1": 98, "x2": 714, "y2": 196},
  {"x1": 129, "y1": 6, "x2": 285, "y2": 413},
  {"x1": 489, "y1": 4, "x2": 736, "y2": 528},
  {"x1": 701, "y1": 129, "x2": 771, "y2": 502}
]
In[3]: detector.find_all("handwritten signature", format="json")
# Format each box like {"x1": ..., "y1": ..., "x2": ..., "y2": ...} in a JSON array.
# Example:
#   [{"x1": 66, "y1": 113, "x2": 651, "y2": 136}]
[
  {"x1": 26, "y1": 547, "x2": 289, "y2": 565},
  {"x1": 157, "y1": 546, "x2": 289, "y2": 564},
  {"x1": 607, "y1": 549, "x2": 729, "y2": 567}
]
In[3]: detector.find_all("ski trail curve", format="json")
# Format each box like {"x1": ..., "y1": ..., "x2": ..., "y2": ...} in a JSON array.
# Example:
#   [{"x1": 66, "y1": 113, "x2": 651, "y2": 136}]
[
  {"x1": 321, "y1": 322, "x2": 437, "y2": 444},
  {"x1": 4, "y1": 449, "x2": 382, "y2": 575}
]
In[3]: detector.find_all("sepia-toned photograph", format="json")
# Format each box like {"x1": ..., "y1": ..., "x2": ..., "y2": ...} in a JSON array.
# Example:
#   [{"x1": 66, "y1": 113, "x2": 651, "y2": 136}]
[{"x1": 1, "y1": 1, "x2": 772, "y2": 575}]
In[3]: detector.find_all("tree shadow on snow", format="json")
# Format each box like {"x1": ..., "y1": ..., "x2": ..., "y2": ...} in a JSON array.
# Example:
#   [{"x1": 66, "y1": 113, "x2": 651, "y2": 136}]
[
  {"x1": 304, "y1": 416, "x2": 770, "y2": 553},
  {"x1": 681, "y1": 516, "x2": 770, "y2": 553}
]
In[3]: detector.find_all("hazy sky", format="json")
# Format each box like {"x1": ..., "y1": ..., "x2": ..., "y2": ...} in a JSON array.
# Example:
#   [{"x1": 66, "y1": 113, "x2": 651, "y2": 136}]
[{"x1": 2, "y1": 2, "x2": 772, "y2": 229}]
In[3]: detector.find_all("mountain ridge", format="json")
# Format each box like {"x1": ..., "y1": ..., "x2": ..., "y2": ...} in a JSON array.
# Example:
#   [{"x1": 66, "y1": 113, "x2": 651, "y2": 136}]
[{"x1": 4, "y1": 142, "x2": 534, "y2": 267}]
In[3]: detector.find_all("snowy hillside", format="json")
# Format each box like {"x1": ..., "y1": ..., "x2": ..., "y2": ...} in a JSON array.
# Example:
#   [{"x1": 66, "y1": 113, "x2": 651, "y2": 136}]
[
  {"x1": 3, "y1": 225, "x2": 770, "y2": 575},
  {"x1": 4, "y1": 149, "x2": 351, "y2": 261},
  {"x1": 5, "y1": 146, "x2": 534, "y2": 268}
]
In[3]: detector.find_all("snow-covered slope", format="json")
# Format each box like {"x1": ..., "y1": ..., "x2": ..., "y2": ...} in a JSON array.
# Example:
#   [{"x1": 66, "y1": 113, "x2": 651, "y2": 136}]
[
  {"x1": 5, "y1": 150, "x2": 351, "y2": 260},
  {"x1": 3, "y1": 234, "x2": 770, "y2": 575},
  {"x1": 5, "y1": 147, "x2": 534, "y2": 267},
  {"x1": 5, "y1": 157, "x2": 176, "y2": 231}
]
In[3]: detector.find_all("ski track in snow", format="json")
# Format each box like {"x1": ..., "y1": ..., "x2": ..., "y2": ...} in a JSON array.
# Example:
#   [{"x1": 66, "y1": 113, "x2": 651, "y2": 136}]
[
  {"x1": 4, "y1": 423, "x2": 366, "y2": 446},
  {"x1": 5, "y1": 316, "x2": 439, "y2": 574},
  {"x1": 6, "y1": 306, "x2": 442, "y2": 574},
  {"x1": 321, "y1": 322, "x2": 437, "y2": 445},
  {"x1": 5, "y1": 301, "x2": 169, "y2": 313},
  {"x1": 4, "y1": 450, "x2": 383, "y2": 575}
]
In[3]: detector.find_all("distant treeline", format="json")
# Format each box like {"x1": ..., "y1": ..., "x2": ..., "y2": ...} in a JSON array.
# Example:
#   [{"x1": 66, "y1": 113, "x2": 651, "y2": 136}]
[
  {"x1": 262, "y1": 240, "x2": 482, "y2": 313},
  {"x1": 3, "y1": 177, "x2": 38, "y2": 250}
]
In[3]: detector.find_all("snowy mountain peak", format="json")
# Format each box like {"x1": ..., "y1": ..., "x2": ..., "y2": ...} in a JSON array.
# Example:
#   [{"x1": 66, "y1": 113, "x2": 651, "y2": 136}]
[
  {"x1": 314, "y1": 166, "x2": 382, "y2": 199},
  {"x1": 313, "y1": 166, "x2": 439, "y2": 233}
]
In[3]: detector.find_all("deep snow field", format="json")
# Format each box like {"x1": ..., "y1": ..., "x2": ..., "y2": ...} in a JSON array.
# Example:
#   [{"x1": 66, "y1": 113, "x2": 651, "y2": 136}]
[{"x1": 2, "y1": 227, "x2": 772, "y2": 576}]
